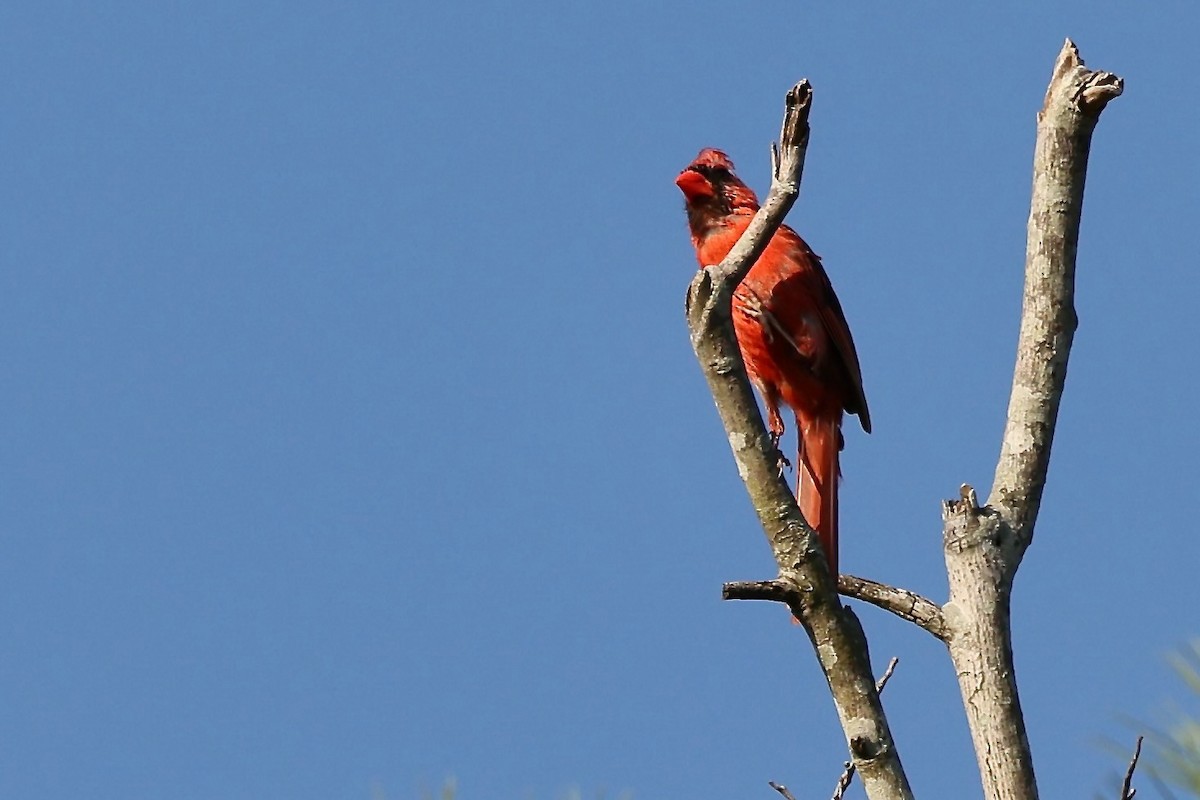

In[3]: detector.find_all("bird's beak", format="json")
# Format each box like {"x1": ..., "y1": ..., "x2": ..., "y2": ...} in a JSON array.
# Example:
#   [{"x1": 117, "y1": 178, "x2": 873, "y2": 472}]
[{"x1": 675, "y1": 168, "x2": 714, "y2": 201}]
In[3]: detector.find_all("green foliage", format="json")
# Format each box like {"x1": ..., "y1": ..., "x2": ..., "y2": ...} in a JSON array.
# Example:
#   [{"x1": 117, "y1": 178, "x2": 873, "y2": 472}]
[
  {"x1": 420, "y1": 778, "x2": 457, "y2": 800},
  {"x1": 1143, "y1": 640, "x2": 1200, "y2": 797}
]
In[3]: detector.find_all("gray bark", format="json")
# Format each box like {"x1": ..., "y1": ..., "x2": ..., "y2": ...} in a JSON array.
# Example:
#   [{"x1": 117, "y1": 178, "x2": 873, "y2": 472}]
[
  {"x1": 688, "y1": 39, "x2": 1121, "y2": 800},
  {"x1": 686, "y1": 82, "x2": 914, "y2": 800},
  {"x1": 942, "y1": 40, "x2": 1122, "y2": 800}
]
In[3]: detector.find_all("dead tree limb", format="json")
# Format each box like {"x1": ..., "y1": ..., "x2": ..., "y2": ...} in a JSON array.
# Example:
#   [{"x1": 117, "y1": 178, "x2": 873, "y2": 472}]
[
  {"x1": 769, "y1": 781, "x2": 798, "y2": 800},
  {"x1": 829, "y1": 658, "x2": 901, "y2": 800},
  {"x1": 685, "y1": 81, "x2": 913, "y2": 800},
  {"x1": 836, "y1": 575, "x2": 947, "y2": 642},
  {"x1": 941, "y1": 39, "x2": 1123, "y2": 800},
  {"x1": 1119, "y1": 736, "x2": 1143, "y2": 800}
]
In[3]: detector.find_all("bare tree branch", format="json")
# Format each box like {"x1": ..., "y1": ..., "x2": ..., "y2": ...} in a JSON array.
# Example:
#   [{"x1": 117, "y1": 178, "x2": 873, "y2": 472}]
[
  {"x1": 685, "y1": 81, "x2": 913, "y2": 800},
  {"x1": 723, "y1": 579, "x2": 798, "y2": 604},
  {"x1": 876, "y1": 657, "x2": 899, "y2": 690},
  {"x1": 769, "y1": 781, "x2": 799, "y2": 800},
  {"x1": 725, "y1": 571, "x2": 948, "y2": 643},
  {"x1": 988, "y1": 39, "x2": 1124, "y2": 537},
  {"x1": 830, "y1": 659, "x2": 901, "y2": 800},
  {"x1": 688, "y1": 82, "x2": 812, "y2": 301},
  {"x1": 941, "y1": 40, "x2": 1123, "y2": 800},
  {"x1": 1119, "y1": 736, "x2": 1143, "y2": 800},
  {"x1": 837, "y1": 575, "x2": 948, "y2": 642}
]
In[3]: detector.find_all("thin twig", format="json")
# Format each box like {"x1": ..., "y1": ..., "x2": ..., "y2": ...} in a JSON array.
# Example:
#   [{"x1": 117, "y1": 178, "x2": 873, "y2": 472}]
[
  {"x1": 769, "y1": 781, "x2": 798, "y2": 800},
  {"x1": 723, "y1": 579, "x2": 798, "y2": 604},
  {"x1": 830, "y1": 658, "x2": 901, "y2": 800},
  {"x1": 1119, "y1": 736, "x2": 1143, "y2": 800},
  {"x1": 877, "y1": 657, "x2": 899, "y2": 690},
  {"x1": 837, "y1": 575, "x2": 948, "y2": 641},
  {"x1": 831, "y1": 762, "x2": 854, "y2": 800}
]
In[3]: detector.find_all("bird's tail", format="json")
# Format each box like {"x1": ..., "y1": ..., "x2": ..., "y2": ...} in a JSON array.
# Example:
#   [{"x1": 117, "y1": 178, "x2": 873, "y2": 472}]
[{"x1": 798, "y1": 415, "x2": 840, "y2": 577}]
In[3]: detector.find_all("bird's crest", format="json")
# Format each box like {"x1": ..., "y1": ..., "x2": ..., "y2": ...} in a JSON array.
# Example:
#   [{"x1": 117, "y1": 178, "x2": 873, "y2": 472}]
[{"x1": 687, "y1": 148, "x2": 736, "y2": 172}]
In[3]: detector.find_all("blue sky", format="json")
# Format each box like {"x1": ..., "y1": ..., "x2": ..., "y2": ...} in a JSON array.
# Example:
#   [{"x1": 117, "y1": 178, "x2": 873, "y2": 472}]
[{"x1": 1, "y1": 2, "x2": 1196, "y2": 798}]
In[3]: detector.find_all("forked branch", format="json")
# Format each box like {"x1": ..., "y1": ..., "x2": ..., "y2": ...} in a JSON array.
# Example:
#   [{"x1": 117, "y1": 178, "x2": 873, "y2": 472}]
[
  {"x1": 690, "y1": 40, "x2": 1121, "y2": 800},
  {"x1": 685, "y1": 81, "x2": 913, "y2": 800}
]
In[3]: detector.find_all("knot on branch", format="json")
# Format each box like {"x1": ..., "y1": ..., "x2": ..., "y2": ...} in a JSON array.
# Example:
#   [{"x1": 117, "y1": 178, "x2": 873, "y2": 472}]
[
  {"x1": 941, "y1": 484, "x2": 995, "y2": 530},
  {"x1": 850, "y1": 734, "x2": 885, "y2": 761},
  {"x1": 942, "y1": 485, "x2": 1007, "y2": 555}
]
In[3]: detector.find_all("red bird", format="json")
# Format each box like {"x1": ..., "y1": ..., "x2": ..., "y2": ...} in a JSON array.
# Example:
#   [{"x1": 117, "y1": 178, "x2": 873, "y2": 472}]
[{"x1": 676, "y1": 148, "x2": 870, "y2": 575}]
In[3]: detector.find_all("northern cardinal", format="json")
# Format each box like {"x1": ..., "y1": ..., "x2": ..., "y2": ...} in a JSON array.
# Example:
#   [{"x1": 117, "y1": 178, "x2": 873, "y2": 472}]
[{"x1": 676, "y1": 148, "x2": 870, "y2": 575}]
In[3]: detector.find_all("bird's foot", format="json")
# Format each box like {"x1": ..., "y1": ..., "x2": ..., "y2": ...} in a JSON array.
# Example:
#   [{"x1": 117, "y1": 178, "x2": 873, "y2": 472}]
[{"x1": 769, "y1": 431, "x2": 791, "y2": 477}]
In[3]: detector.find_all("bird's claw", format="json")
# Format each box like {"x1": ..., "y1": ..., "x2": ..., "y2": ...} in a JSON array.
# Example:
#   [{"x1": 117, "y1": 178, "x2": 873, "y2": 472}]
[{"x1": 769, "y1": 432, "x2": 792, "y2": 477}]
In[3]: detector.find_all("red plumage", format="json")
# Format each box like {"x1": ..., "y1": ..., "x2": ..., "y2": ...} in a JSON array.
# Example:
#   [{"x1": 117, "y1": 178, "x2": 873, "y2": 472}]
[{"x1": 676, "y1": 148, "x2": 870, "y2": 575}]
